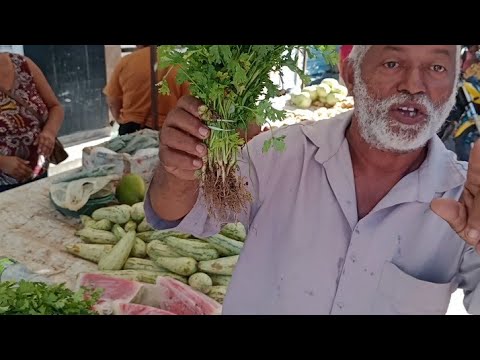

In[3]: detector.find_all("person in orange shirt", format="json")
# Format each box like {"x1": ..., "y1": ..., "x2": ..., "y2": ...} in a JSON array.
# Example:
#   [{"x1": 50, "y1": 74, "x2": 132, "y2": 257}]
[{"x1": 104, "y1": 45, "x2": 190, "y2": 135}]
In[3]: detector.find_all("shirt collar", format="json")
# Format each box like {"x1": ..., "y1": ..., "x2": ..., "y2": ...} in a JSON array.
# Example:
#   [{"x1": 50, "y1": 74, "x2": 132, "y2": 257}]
[{"x1": 300, "y1": 111, "x2": 467, "y2": 201}]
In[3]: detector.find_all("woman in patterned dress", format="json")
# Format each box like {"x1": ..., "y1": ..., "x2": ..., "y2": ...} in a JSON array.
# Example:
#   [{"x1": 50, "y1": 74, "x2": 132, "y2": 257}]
[{"x1": 0, "y1": 52, "x2": 64, "y2": 192}]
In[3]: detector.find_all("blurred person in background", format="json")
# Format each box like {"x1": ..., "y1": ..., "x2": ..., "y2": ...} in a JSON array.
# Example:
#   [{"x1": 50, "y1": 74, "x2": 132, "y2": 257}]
[
  {"x1": 104, "y1": 45, "x2": 190, "y2": 135},
  {"x1": 0, "y1": 52, "x2": 64, "y2": 192}
]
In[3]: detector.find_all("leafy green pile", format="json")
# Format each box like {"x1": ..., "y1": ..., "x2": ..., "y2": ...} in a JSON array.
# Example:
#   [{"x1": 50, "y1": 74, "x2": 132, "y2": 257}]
[
  {"x1": 158, "y1": 45, "x2": 336, "y2": 220},
  {"x1": 0, "y1": 280, "x2": 102, "y2": 315}
]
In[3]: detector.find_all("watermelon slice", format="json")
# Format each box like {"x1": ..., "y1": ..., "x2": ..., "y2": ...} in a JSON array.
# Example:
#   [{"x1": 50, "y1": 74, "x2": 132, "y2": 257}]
[
  {"x1": 76, "y1": 273, "x2": 144, "y2": 314},
  {"x1": 134, "y1": 276, "x2": 222, "y2": 315},
  {"x1": 112, "y1": 302, "x2": 176, "y2": 315}
]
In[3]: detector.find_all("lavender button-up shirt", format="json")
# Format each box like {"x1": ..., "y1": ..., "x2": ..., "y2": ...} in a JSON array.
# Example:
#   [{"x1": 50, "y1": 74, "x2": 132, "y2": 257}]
[{"x1": 145, "y1": 111, "x2": 480, "y2": 315}]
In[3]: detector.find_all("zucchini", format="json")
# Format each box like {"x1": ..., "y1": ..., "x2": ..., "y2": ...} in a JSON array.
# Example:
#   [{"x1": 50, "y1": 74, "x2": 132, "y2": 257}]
[
  {"x1": 91, "y1": 269, "x2": 187, "y2": 284},
  {"x1": 198, "y1": 255, "x2": 239, "y2": 276},
  {"x1": 131, "y1": 202, "x2": 145, "y2": 223},
  {"x1": 209, "y1": 274, "x2": 232, "y2": 287},
  {"x1": 123, "y1": 257, "x2": 165, "y2": 272},
  {"x1": 137, "y1": 218, "x2": 154, "y2": 232},
  {"x1": 154, "y1": 256, "x2": 197, "y2": 276},
  {"x1": 152, "y1": 230, "x2": 191, "y2": 240},
  {"x1": 91, "y1": 270, "x2": 142, "y2": 281},
  {"x1": 92, "y1": 204, "x2": 131, "y2": 224},
  {"x1": 80, "y1": 215, "x2": 95, "y2": 228},
  {"x1": 90, "y1": 219, "x2": 113, "y2": 231},
  {"x1": 146, "y1": 240, "x2": 181, "y2": 258},
  {"x1": 136, "y1": 231, "x2": 154, "y2": 242},
  {"x1": 220, "y1": 222, "x2": 246, "y2": 242},
  {"x1": 188, "y1": 272, "x2": 212, "y2": 294},
  {"x1": 163, "y1": 236, "x2": 219, "y2": 261},
  {"x1": 124, "y1": 220, "x2": 137, "y2": 232},
  {"x1": 208, "y1": 285, "x2": 228, "y2": 304},
  {"x1": 131, "y1": 238, "x2": 147, "y2": 258},
  {"x1": 201, "y1": 234, "x2": 243, "y2": 256},
  {"x1": 98, "y1": 230, "x2": 136, "y2": 270},
  {"x1": 137, "y1": 270, "x2": 187, "y2": 284},
  {"x1": 75, "y1": 228, "x2": 118, "y2": 245},
  {"x1": 112, "y1": 224, "x2": 127, "y2": 241},
  {"x1": 65, "y1": 243, "x2": 113, "y2": 263}
]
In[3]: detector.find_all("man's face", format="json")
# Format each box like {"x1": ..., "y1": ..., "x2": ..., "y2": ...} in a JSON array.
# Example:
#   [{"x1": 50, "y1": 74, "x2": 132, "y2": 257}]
[{"x1": 349, "y1": 45, "x2": 458, "y2": 153}]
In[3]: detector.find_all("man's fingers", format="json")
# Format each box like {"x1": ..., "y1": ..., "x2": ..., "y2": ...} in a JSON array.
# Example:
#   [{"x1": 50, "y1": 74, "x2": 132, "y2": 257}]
[
  {"x1": 161, "y1": 127, "x2": 207, "y2": 158},
  {"x1": 167, "y1": 107, "x2": 210, "y2": 141},
  {"x1": 177, "y1": 95, "x2": 205, "y2": 118},
  {"x1": 164, "y1": 166, "x2": 198, "y2": 181},
  {"x1": 465, "y1": 140, "x2": 480, "y2": 190},
  {"x1": 160, "y1": 147, "x2": 203, "y2": 171},
  {"x1": 431, "y1": 198, "x2": 469, "y2": 238}
]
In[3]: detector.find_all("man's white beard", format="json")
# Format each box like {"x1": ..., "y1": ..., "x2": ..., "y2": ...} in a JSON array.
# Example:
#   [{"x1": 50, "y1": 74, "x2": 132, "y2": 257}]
[{"x1": 352, "y1": 70, "x2": 458, "y2": 153}]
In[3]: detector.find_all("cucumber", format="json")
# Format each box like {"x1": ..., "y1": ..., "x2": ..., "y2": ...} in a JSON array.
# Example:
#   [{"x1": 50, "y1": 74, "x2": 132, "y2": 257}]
[
  {"x1": 146, "y1": 240, "x2": 181, "y2": 258},
  {"x1": 98, "y1": 230, "x2": 136, "y2": 271},
  {"x1": 220, "y1": 222, "x2": 246, "y2": 242},
  {"x1": 92, "y1": 204, "x2": 131, "y2": 224},
  {"x1": 188, "y1": 272, "x2": 212, "y2": 294},
  {"x1": 112, "y1": 224, "x2": 127, "y2": 241},
  {"x1": 90, "y1": 219, "x2": 113, "y2": 231},
  {"x1": 124, "y1": 220, "x2": 137, "y2": 232},
  {"x1": 202, "y1": 234, "x2": 243, "y2": 256},
  {"x1": 198, "y1": 256, "x2": 239, "y2": 276},
  {"x1": 131, "y1": 202, "x2": 145, "y2": 223},
  {"x1": 137, "y1": 218, "x2": 154, "y2": 232},
  {"x1": 154, "y1": 256, "x2": 197, "y2": 276},
  {"x1": 208, "y1": 285, "x2": 228, "y2": 304},
  {"x1": 163, "y1": 236, "x2": 219, "y2": 261},
  {"x1": 75, "y1": 228, "x2": 118, "y2": 245},
  {"x1": 123, "y1": 258, "x2": 165, "y2": 272},
  {"x1": 65, "y1": 243, "x2": 113, "y2": 263},
  {"x1": 131, "y1": 238, "x2": 147, "y2": 258},
  {"x1": 209, "y1": 274, "x2": 232, "y2": 287}
]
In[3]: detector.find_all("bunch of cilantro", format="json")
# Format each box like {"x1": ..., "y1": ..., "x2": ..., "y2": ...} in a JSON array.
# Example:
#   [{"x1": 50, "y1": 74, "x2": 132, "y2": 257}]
[
  {"x1": 157, "y1": 45, "x2": 337, "y2": 220},
  {"x1": 0, "y1": 280, "x2": 102, "y2": 315}
]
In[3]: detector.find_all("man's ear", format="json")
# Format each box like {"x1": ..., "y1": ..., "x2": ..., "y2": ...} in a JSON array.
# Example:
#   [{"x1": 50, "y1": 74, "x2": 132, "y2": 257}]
[{"x1": 341, "y1": 58, "x2": 355, "y2": 94}]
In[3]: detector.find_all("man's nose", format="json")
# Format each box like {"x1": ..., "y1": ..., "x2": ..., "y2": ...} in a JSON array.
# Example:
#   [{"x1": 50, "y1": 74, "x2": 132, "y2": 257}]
[{"x1": 397, "y1": 67, "x2": 427, "y2": 95}]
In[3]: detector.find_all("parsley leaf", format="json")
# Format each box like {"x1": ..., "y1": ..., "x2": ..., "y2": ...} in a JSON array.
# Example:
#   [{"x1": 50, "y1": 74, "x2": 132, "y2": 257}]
[{"x1": 0, "y1": 281, "x2": 102, "y2": 315}]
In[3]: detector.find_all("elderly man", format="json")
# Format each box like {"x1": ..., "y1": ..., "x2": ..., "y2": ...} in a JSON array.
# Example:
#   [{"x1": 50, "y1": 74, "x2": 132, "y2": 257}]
[{"x1": 145, "y1": 45, "x2": 480, "y2": 315}]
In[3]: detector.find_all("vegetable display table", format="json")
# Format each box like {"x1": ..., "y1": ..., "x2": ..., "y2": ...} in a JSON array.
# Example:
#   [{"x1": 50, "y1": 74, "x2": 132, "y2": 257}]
[{"x1": 0, "y1": 170, "x2": 97, "y2": 288}]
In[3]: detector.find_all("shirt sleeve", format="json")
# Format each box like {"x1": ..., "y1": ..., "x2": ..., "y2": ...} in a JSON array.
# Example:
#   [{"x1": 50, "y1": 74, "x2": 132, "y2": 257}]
[
  {"x1": 103, "y1": 59, "x2": 124, "y2": 98},
  {"x1": 144, "y1": 138, "x2": 262, "y2": 239},
  {"x1": 457, "y1": 245, "x2": 480, "y2": 314}
]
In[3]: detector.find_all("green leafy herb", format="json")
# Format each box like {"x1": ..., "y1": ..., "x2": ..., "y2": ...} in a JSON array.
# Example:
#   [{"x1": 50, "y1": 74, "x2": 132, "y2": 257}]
[
  {"x1": 157, "y1": 45, "x2": 337, "y2": 220},
  {"x1": 0, "y1": 280, "x2": 102, "y2": 315}
]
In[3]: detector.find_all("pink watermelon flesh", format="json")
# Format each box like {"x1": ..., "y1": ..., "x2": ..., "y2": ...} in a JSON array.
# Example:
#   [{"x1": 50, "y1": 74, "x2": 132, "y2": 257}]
[
  {"x1": 151, "y1": 276, "x2": 222, "y2": 315},
  {"x1": 113, "y1": 302, "x2": 176, "y2": 315}
]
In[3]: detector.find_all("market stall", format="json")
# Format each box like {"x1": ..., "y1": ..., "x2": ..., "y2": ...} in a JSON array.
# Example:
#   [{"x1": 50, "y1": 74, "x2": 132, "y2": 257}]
[
  {"x1": 0, "y1": 169, "x2": 98, "y2": 289},
  {"x1": 0, "y1": 129, "x2": 245, "y2": 315}
]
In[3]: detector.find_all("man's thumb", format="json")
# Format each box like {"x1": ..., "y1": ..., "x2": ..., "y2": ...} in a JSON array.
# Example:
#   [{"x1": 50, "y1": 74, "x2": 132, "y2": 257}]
[{"x1": 430, "y1": 198, "x2": 466, "y2": 233}]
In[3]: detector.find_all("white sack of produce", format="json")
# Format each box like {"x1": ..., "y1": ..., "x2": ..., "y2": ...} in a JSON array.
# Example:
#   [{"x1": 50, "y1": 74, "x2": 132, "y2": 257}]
[
  {"x1": 50, "y1": 175, "x2": 120, "y2": 211},
  {"x1": 82, "y1": 129, "x2": 160, "y2": 182}
]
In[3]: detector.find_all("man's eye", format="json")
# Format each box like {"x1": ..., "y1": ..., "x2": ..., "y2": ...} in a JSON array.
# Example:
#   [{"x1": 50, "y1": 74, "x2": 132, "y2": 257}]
[
  {"x1": 431, "y1": 64, "x2": 446, "y2": 73},
  {"x1": 384, "y1": 61, "x2": 399, "y2": 69}
]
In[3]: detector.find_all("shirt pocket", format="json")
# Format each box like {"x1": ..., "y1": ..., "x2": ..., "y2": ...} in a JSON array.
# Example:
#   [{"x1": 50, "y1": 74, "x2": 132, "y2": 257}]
[{"x1": 371, "y1": 261, "x2": 454, "y2": 315}]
